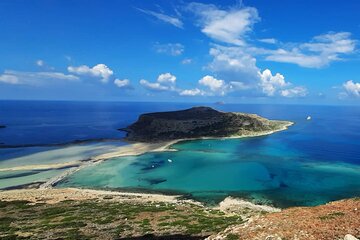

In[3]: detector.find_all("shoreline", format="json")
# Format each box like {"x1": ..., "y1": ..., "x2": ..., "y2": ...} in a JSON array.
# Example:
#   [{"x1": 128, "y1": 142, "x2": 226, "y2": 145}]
[
  {"x1": 40, "y1": 120, "x2": 293, "y2": 188},
  {"x1": 0, "y1": 121, "x2": 293, "y2": 189},
  {"x1": 0, "y1": 121, "x2": 294, "y2": 211},
  {"x1": 0, "y1": 121, "x2": 293, "y2": 173},
  {"x1": 0, "y1": 187, "x2": 280, "y2": 215}
]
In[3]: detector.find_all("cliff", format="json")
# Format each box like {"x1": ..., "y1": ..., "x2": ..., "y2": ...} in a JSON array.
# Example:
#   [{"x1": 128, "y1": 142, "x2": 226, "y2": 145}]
[{"x1": 121, "y1": 106, "x2": 292, "y2": 142}]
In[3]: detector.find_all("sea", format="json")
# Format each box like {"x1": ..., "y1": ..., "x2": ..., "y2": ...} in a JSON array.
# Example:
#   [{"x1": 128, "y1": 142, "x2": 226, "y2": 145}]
[{"x1": 1, "y1": 100, "x2": 359, "y2": 208}]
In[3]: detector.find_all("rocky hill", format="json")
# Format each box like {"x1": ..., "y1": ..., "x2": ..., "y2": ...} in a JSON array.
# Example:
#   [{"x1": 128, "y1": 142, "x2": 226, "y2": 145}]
[
  {"x1": 209, "y1": 198, "x2": 360, "y2": 240},
  {"x1": 0, "y1": 189, "x2": 358, "y2": 240},
  {"x1": 121, "y1": 106, "x2": 292, "y2": 142}
]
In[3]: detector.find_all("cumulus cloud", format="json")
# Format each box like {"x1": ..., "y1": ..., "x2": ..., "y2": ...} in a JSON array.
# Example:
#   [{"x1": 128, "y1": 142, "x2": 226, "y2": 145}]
[
  {"x1": 137, "y1": 8, "x2": 183, "y2": 28},
  {"x1": 199, "y1": 75, "x2": 228, "y2": 95},
  {"x1": 208, "y1": 45, "x2": 259, "y2": 84},
  {"x1": 140, "y1": 73, "x2": 177, "y2": 92},
  {"x1": 187, "y1": 3, "x2": 259, "y2": 46},
  {"x1": 342, "y1": 80, "x2": 360, "y2": 97},
  {"x1": 265, "y1": 32, "x2": 356, "y2": 68},
  {"x1": 0, "y1": 70, "x2": 79, "y2": 85},
  {"x1": 258, "y1": 69, "x2": 308, "y2": 97},
  {"x1": 68, "y1": 64, "x2": 113, "y2": 83},
  {"x1": 157, "y1": 72, "x2": 176, "y2": 84},
  {"x1": 205, "y1": 45, "x2": 307, "y2": 97},
  {"x1": 259, "y1": 69, "x2": 289, "y2": 96},
  {"x1": 114, "y1": 79, "x2": 131, "y2": 88},
  {"x1": 154, "y1": 43, "x2": 184, "y2": 56},
  {"x1": 179, "y1": 88, "x2": 205, "y2": 96}
]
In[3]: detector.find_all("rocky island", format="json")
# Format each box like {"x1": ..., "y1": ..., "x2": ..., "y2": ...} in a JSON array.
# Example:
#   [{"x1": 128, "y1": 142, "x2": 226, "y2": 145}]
[{"x1": 121, "y1": 106, "x2": 292, "y2": 142}]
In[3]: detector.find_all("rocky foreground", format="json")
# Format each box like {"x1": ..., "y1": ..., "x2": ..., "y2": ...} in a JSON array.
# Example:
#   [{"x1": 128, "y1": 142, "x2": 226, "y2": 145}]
[
  {"x1": 0, "y1": 188, "x2": 358, "y2": 240},
  {"x1": 121, "y1": 107, "x2": 292, "y2": 142},
  {"x1": 211, "y1": 198, "x2": 360, "y2": 240}
]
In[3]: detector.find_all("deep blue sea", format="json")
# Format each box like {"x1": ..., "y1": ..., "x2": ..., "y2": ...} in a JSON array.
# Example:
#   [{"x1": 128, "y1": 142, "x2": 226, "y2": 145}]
[{"x1": 1, "y1": 100, "x2": 360, "y2": 207}]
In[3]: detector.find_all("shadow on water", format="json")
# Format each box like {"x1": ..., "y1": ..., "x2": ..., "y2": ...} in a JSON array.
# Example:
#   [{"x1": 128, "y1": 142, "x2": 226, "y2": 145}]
[{"x1": 117, "y1": 234, "x2": 207, "y2": 240}]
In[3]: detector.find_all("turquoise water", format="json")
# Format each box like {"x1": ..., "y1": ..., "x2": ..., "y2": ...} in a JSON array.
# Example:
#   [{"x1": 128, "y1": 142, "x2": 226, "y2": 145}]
[
  {"x1": 2, "y1": 101, "x2": 360, "y2": 207},
  {"x1": 59, "y1": 134, "x2": 360, "y2": 207}
]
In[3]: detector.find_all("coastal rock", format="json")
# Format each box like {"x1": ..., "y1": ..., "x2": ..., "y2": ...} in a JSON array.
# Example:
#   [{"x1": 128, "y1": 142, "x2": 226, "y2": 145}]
[
  {"x1": 121, "y1": 106, "x2": 292, "y2": 142},
  {"x1": 208, "y1": 198, "x2": 360, "y2": 240},
  {"x1": 344, "y1": 234, "x2": 359, "y2": 240}
]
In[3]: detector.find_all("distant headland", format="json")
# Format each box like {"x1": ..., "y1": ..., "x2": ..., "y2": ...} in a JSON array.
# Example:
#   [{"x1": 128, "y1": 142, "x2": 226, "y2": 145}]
[{"x1": 121, "y1": 106, "x2": 293, "y2": 142}]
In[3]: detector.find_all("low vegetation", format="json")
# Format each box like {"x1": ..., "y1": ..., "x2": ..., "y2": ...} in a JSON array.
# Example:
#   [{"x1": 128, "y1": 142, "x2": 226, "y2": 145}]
[{"x1": 0, "y1": 199, "x2": 244, "y2": 239}]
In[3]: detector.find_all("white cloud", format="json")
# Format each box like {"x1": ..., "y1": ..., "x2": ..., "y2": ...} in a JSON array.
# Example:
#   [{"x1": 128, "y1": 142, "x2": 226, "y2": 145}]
[
  {"x1": 259, "y1": 69, "x2": 289, "y2": 96},
  {"x1": 280, "y1": 86, "x2": 308, "y2": 98},
  {"x1": 140, "y1": 73, "x2": 177, "y2": 92},
  {"x1": 181, "y1": 58, "x2": 192, "y2": 64},
  {"x1": 342, "y1": 80, "x2": 360, "y2": 97},
  {"x1": 229, "y1": 81, "x2": 252, "y2": 90},
  {"x1": 0, "y1": 74, "x2": 20, "y2": 84},
  {"x1": 68, "y1": 64, "x2": 113, "y2": 83},
  {"x1": 157, "y1": 73, "x2": 176, "y2": 84},
  {"x1": 199, "y1": 75, "x2": 228, "y2": 95},
  {"x1": 137, "y1": 8, "x2": 183, "y2": 28},
  {"x1": 303, "y1": 32, "x2": 355, "y2": 53},
  {"x1": 187, "y1": 3, "x2": 259, "y2": 46},
  {"x1": 206, "y1": 45, "x2": 307, "y2": 97},
  {"x1": 208, "y1": 45, "x2": 260, "y2": 85},
  {"x1": 0, "y1": 70, "x2": 79, "y2": 85},
  {"x1": 114, "y1": 79, "x2": 131, "y2": 88},
  {"x1": 258, "y1": 38, "x2": 277, "y2": 44},
  {"x1": 258, "y1": 69, "x2": 308, "y2": 97},
  {"x1": 188, "y1": 3, "x2": 355, "y2": 69},
  {"x1": 36, "y1": 60, "x2": 45, "y2": 67},
  {"x1": 154, "y1": 43, "x2": 184, "y2": 56},
  {"x1": 179, "y1": 88, "x2": 204, "y2": 96},
  {"x1": 265, "y1": 32, "x2": 356, "y2": 68},
  {"x1": 140, "y1": 79, "x2": 171, "y2": 91}
]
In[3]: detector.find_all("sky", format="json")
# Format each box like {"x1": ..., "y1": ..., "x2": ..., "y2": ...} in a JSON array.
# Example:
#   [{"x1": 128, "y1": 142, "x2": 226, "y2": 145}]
[{"x1": 0, "y1": 0, "x2": 360, "y2": 104}]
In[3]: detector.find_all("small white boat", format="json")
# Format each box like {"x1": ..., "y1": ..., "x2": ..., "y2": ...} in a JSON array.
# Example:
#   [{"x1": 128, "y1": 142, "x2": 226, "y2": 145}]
[
  {"x1": 307, "y1": 116, "x2": 311, "y2": 120},
  {"x1": 167, "y1": 159, "x2": 172, "y2": 163}
]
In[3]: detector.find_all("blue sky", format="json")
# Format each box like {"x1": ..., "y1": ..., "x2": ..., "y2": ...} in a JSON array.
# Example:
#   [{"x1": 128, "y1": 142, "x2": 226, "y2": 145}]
[{"x1": 0, "y1": 0, "x2": 360, "y2": 104}]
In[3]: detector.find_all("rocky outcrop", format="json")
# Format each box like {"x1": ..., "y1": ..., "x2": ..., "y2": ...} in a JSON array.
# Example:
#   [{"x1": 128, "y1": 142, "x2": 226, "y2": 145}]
[
  {"x1": 208, "y1": 198, "x2": 360, "y2": 240},
  {"x1": 121, "y1": 106, "x2": 292, "y2": 142},
  {"x1": 344, "y1": 234, "x2": 359, "y2": 240}
]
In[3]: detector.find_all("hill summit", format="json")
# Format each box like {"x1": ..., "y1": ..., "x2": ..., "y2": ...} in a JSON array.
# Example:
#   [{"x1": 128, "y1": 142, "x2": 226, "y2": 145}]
[{"x1": 121, "y1": 107, "x2": 292, "y2": 142}]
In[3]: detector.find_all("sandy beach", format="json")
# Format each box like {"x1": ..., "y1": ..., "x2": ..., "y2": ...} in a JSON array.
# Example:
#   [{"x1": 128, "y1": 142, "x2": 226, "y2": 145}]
[
  {"x1": 0, "y1": 187, "x2": 281, "y2": 215},
  {"x1": 0, "y1": 187, "x2": 187, "y2": 204},
  {"x1": 0, "y1": 120, "x2": 294, "y2": 190}
]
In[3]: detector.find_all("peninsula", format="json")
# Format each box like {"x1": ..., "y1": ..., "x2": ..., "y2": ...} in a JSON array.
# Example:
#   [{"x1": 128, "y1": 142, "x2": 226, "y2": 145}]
[{"x1": 121, "y1": 106, "x2": 293, "y2": 142}]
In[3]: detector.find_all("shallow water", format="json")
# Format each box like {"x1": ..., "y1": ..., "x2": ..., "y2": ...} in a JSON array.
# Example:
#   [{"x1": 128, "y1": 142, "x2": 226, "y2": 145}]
[
  {"x1": 59, "y1": 135, "x2": 360, "y2": 207},
  {"x1": 1, "y1": 101, "x2": 360, "y2": 206},
  {"x1": 0, "y1": 141, "x2": 127, "y2": 189}
]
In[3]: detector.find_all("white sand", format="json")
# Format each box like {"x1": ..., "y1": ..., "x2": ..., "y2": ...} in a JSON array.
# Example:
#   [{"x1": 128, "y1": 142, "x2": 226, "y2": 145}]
[
  {"x1": 217, "y1": 197, "x2": 281, "y2": 214},
  {"x1": 0, "y1": 121, "x2": 293, "y2": 211},
  {"x1": 0, "y1": 187, "x2": 199, "y2": 205}
]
